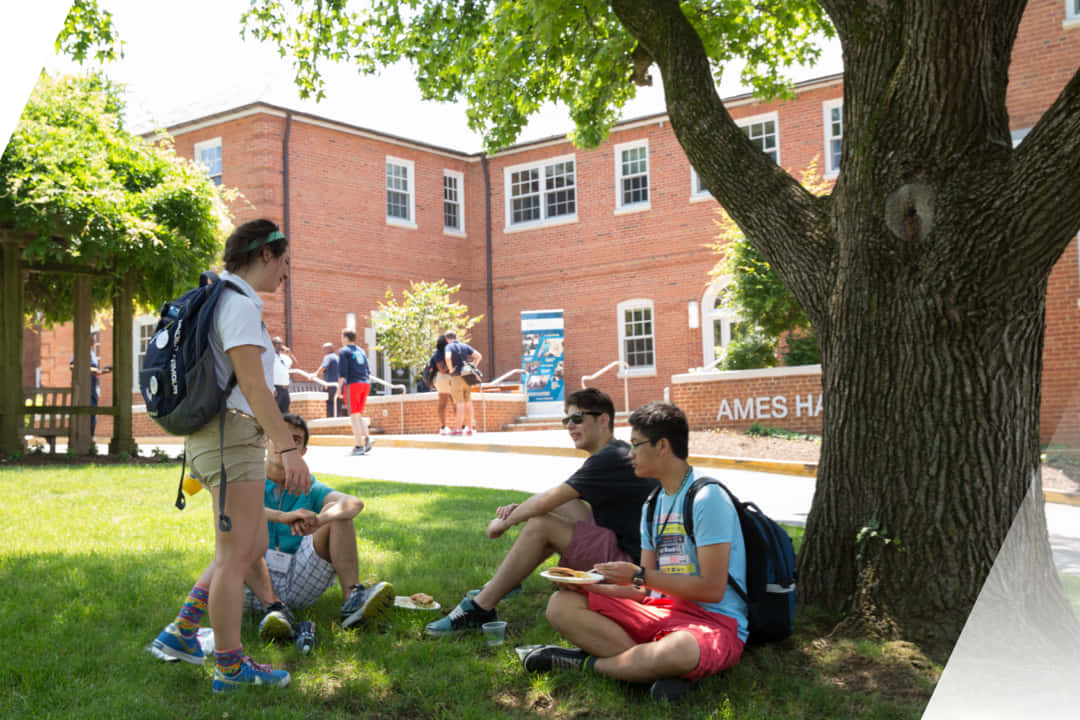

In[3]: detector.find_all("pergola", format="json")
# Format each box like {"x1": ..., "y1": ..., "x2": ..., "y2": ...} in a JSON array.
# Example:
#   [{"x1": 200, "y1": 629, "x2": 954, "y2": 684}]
[{"x1": 1, "y1": 226, "x2": 136, "y2": 457}]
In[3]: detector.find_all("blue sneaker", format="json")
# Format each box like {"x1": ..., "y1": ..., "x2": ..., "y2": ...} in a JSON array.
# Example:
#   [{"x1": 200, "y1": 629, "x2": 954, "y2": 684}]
[
  {"x1": 152, "y1": 623, "x2": 205, "y2": 665},
  {"x1": 424, "y1": 596, "x2": 497, "y2": 637},
  {"x1": 212, "y1": 656, "x2": 291, "y2": 693},
  {"x1": 341, "y1": 581, "x2": 394, "y2": 629}
]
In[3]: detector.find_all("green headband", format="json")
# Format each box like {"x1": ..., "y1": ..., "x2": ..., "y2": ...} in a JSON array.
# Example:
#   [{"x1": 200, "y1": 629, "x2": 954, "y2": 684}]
[{"x1": 243, "y1": 229, "x2": 285, "y2": 253}]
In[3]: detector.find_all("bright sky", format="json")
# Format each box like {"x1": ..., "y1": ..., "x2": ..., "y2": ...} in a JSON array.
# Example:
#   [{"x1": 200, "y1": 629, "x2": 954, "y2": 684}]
[{"x1": 5, "y1": 0, "x2": 841, "y2": 155}]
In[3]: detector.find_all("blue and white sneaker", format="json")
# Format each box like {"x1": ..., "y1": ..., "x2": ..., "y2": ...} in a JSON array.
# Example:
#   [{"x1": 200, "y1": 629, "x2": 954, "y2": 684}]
[
  {"x1": 424, "y1": 596, "x2": 497, "y2": 636},
  {"x1": 212, "y1": 656, "x2": 291, "y2": 693},
  {"x1": 152, "y1": 623, "x2": 205, "y2": 665}
]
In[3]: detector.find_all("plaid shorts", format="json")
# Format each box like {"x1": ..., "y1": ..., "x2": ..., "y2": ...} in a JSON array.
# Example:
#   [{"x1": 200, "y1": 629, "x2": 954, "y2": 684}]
[{"x1": 244, "y1": 535, "x2": 337, "y2": 613}]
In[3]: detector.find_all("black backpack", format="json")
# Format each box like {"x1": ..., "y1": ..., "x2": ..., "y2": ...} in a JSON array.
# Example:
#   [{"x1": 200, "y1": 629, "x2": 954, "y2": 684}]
[
  {"x1": 139, "y1": 271, "x2": 238, "y2": 531},
  {"x1": 644, "y1": 476, "x2": 797, "y2": 644}
]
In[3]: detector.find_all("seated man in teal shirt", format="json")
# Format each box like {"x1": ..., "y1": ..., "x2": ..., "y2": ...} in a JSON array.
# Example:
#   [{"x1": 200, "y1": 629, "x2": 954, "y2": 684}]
[{"x1": 245, "y1": 413, "x2": 393, "y2": 641}]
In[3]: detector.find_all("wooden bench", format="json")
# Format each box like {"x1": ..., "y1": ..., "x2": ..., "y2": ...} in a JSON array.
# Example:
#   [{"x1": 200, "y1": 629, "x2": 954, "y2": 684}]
[{"x1": 23, "y1": 387, "x2": 72, "y2": 453}]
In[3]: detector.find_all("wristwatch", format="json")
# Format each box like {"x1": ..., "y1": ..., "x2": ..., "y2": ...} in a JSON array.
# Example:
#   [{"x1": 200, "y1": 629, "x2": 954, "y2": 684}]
[{"x1": 632, "y1": 565, "x2": 646, "y2": 588}]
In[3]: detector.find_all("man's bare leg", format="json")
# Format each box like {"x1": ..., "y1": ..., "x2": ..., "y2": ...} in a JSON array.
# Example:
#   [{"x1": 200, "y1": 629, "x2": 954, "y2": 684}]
[
  {"x1": 545, "y1": 590, "x2": 700, "y2": 683},
  {"x1": 472, "y1": 500, "x2": 591, "y2": 611},
  {"x1": 312, "y1": 520, "x2": 360, "y2": 591}
]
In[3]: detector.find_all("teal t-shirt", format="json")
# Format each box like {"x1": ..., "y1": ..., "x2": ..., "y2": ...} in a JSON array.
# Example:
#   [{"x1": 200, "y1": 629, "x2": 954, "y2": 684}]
[{"x1": 264, "y1": 476, "x2": 334, "y2": 554}]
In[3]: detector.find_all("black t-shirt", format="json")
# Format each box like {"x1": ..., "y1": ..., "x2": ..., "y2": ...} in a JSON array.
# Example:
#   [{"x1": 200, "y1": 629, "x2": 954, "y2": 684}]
[{"x1": 565, "y1": 439, "x2": 660, "y2": 563}]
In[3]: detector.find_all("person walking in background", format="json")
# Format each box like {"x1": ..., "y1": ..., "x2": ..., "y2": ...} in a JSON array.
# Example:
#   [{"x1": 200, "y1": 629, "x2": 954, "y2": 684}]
[
  {"x1": 339, "y1": 329, "x2": 373, "y2": 456},
  {"x1": 69, "y1": 332, "x2": 111, "y2": 437},
  {"x1": 314, "y1": 342, "x2": 341, "y2": 417},
  {"x1": 271, "y1": 337, "x2": 296, "y2": 414},
  {"x1": 444, "y1": 331, "x2": 481, "y2": 435},
  {"x1": 151, "y1": 218, "x2": 310, "y2": 693},
  {"x1": 427, "y1": 334, "x2": 455, "y2": 435}
]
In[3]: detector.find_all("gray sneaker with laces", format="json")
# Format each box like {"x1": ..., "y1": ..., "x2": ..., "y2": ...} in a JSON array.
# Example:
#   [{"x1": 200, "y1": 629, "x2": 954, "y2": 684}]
[
  {"x1": 522, "y1": 645, "x2": 589, "y2": 673},
  {"x1": 341, "y1": 581, "x2": 394, "y2": 628},
  {"x1": 258, "y1": 601, "x2": 295, "y2": 643}
]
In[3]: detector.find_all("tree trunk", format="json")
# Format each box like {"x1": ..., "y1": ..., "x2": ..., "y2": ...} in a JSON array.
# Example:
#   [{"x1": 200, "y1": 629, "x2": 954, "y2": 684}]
[
  {"x1": 109, "y1": 271, "x2": 135, "y2": 456},
  {"x1": 0, "y1": 235, "x2": 23, "y2": 457}
]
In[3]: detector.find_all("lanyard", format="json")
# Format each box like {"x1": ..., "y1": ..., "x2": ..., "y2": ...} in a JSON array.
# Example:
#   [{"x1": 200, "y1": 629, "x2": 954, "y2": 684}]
[{"x1": 653, "y1": 467, "x2": 694, "y2": 547}]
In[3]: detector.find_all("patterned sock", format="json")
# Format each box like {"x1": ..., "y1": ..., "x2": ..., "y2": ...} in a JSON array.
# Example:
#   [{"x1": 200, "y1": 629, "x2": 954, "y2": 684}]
[
  {"x1": 215, "y1": 647, "x2": 245, "y2": 677},
  {"x1": 174, "y1": 584, "x2": 210, "y2": 636}
]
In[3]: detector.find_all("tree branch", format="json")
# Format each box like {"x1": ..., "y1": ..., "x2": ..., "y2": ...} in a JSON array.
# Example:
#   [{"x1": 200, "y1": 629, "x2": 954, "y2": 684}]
[{"x1": 608, "y1": 0, "x2": 835, "y2": 325}]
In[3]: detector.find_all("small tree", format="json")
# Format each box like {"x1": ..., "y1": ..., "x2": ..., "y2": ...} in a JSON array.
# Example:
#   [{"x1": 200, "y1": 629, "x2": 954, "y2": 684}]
[
  {"x1": 373, "y1": 280, "x2": 483, "y2": 376},
  {"x1": 709, "y1": 161, "x2": 825, "y2": 369}
]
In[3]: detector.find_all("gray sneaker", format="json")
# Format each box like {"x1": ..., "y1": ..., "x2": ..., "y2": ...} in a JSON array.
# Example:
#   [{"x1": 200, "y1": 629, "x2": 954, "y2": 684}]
[
  {"x1": 341, "y1": 581, "x2": 394, "y2": 628},
  {"x1": 258, "y1": 602, "x2": 295, "y2": 643},
  {"x1": 351, "y1": 445, "x2": 366, "y2": 456},
  {"x1": 424, "y1": 596, "x2": 497, "y2": 636},
  {"x1": 363, "y1": 437, "x2": 374, "y2": 453}
]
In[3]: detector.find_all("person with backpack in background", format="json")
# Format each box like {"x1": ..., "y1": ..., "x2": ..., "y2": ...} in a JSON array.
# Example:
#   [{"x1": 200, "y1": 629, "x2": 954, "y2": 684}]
[
  {"x1": 151, "y1": 219, "x2": 310, "y2": 693},
  {"x1": 426, "y1": 334, "x2": 455, "y2": 434},
  {"x1": 523, "y1": 401, "x2": 747, "y2": 703},
  {"x1": 338, "y1": 329, "x2": 373, "y2": 455},
  {"x1": 444, "y1": 331, "x2": 481, "y2": 435}
]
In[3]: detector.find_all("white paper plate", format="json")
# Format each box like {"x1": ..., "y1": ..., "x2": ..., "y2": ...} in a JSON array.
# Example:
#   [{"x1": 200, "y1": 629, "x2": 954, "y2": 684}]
[
  {"x1": 394, "y1": 595, "x2": 441, "y2": 610},
  {"x1": 539, "y1": 569, "x2": 604, "y2": 585}
]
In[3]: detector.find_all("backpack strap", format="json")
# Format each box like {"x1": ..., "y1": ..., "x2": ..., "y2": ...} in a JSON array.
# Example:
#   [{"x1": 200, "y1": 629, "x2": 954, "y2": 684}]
[
  {"x1": 682, "y1": 475, "x2": 752, "y2": 606},
  {"x1": 643, "y1": 485, "x2": 662, "y2": 548}
]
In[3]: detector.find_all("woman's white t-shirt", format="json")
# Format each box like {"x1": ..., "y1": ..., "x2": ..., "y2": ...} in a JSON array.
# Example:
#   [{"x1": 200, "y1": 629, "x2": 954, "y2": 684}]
[{"x1": 212, "y1": 270, "x2": 275, "y2": 416}]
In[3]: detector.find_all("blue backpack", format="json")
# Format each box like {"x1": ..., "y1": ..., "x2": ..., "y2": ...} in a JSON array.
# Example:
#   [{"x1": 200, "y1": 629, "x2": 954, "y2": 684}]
[
  {"x1": 140, "y1": 271, "x2": 238, "y2": 531},
  {"x1": 644, "y1": 476, "x2": 797, "y2": 644}
]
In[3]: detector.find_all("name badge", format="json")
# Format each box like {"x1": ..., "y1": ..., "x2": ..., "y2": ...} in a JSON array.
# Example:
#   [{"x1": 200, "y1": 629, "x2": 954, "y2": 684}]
[{"x1": 266, "y1": 549, "x2": 291, "y2": 573}]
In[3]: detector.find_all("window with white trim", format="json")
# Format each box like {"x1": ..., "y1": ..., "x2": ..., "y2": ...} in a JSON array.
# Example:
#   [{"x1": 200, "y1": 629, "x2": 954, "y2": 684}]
[
  {"x1": 1068, "y1": 0, "x2": 1080, "y2": 22},
  {"x1": 690, "y1": 166, "x2": 712, "y2": 201},
  {"x1": 505, "y1": 155, "x2": 577, "y2": 228},
  {"x1": 443, "y1": 170, "x2": 464, "y2": 234},
  {"x1": 193, "y1": 138, "x2": 222, "y2": 186},
  {"x1": 132, "y1": 315, "x2": 157, "y2": 391},
  {"x1": 615, "y1": 141, "x2": 649, "y2": 211},
  {"x1": 701, "y1": 278, "x2": 745, "y2": 370},
  {"x1": 823, "y1": 100, "x2": 843, "y2": 175},
  {"x1": 617, "y1": 299, "x2": 656, "y2": 375},
  {"x1": 737, "y1": 113, "x2": 779, "y2": 163},
  {"x1": 386, "y1": 157, "x2": 415, "y2": 226}
]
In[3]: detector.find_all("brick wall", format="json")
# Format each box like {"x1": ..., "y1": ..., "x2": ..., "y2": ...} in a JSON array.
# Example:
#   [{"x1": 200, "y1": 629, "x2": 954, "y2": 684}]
[{"x1": 672, "y1": 366, "x2": 825, "y2": 434}]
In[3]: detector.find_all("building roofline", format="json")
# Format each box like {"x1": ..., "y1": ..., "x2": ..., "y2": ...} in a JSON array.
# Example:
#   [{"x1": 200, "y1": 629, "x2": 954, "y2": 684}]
[{"x1": 153, "y1": 72, "x2": 845, "y2": 161}]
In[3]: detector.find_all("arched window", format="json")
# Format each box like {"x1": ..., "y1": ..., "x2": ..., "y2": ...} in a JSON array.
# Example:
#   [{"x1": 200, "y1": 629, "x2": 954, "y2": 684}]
[{"x1": 701, "y1": 278, "x2": 744, "y2": 370}]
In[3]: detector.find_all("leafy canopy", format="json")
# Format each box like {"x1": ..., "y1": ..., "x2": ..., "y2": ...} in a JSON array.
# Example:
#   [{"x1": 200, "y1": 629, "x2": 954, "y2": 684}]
[
  {"x1": 240, "y1": 0, "x2": 833, "y2": 150},
  {"x1": 709, "y1": 160, "x2": 825, "y2": 369},
  {"x1": 373, "y1": 280, "x2": 483, "y2": 372},
  {"x1": 54, "y1": 0, "x2": 124, "y2": 64},
  {"x1": 1, "y1": 72, "x2": 231, "y2": 323}
]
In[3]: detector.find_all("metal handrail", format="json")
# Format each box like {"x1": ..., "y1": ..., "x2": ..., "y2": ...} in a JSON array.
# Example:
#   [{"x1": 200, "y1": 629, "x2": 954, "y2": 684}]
[
  {"x1": 693, "y1": 356, "x2": 725, "y2": 373},
  {"x1": 581, "y1": 360, "x2": 630, "y2": 413},
  {"x1": 479, "y1": 368, "x2": 528, "y2": 432},
  {"x1": 368, "y1": 375, "x2": 407, "y2": 434}
]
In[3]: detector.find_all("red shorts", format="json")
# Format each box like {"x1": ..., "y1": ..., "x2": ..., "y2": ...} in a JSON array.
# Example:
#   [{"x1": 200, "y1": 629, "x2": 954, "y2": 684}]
[
  {"x1": 343, "y1": 382, "x2": 370, "y2": 414},
  {"x1": 587, "y1": 594, "x2": 744, "y2": 681},
  {"x1": 559, "y1": 517, "x2": 632, "y2": 570}
]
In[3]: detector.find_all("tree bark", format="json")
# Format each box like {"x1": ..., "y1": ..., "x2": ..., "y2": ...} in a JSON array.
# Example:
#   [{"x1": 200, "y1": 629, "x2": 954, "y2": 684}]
[
  {"x1": 610, "y1": 0, "x2": 1080, "y2": 651},
  {"x1": 0, "y1": 234, "x2": 24, "y2": 457}
]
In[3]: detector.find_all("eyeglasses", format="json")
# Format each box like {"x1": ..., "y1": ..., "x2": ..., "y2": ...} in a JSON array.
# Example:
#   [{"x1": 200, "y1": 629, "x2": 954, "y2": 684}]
[
  {"x1": 561, "y1": 411, "x2": 603, "y2": 426},
  {"x1": 630, "y1": 438, "x2": 654, "y2": 449}
]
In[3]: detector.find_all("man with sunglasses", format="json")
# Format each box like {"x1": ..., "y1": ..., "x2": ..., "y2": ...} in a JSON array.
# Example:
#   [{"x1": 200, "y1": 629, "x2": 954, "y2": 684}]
[{"x1": 426, "y1": 388, "x2": 658, "y2": 636}]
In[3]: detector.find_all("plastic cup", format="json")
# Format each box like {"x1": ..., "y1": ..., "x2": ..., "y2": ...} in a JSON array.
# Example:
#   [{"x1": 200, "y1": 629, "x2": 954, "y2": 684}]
[{"x1": 482, "y1": 621, "x2": 507, "y2": 647}]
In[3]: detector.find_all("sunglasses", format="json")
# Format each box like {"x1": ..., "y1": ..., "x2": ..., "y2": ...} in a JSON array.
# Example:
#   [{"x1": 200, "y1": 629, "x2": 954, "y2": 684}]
[{"x1": 561, "y1": 411, "x2": 603, "y2": 426}]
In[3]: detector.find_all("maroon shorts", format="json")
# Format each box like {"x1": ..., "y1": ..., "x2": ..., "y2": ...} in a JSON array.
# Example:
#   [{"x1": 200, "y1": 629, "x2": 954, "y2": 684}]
[
  {"x1": 344, "y1": 382, "x2": 370, "y2": 414},
  {"x1": 587, "y1": 593, "x2": 744, "y2": 681},
  {"x1": 558, "y1": 516, "x2": 632, "y2": 570}
]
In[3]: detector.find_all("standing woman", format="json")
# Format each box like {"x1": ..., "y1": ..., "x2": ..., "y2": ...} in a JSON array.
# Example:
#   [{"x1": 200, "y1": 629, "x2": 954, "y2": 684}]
[
  {"x1": 152, "y1": 219, "x2": 310, "y2": 693},
  {"x1": 430, "y1": 334, "x2": 455, "y2": 434}
]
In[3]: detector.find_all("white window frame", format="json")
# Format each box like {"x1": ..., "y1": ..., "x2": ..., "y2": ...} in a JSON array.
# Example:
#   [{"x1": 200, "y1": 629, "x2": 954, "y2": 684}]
[
  {"x1": 1067, "y1": 0, "x2": 1080, "y2": 25},
  {"x1": 442, "y1": 170, "x2": 465, "y2": 236},
  {"x1": 193, "y1": 137, "x2": 222, "y2": 186},
  {"x1": 614, "y1": 140, "x2": 650, "y2": 213},
  {"x1": 131, "y1": 314, "x2": 157, "y2": 392},
  {"x1": 385, "y1": 156, "x2": 417, "y2": 229},
  {"x1": 737, "y1": 112, "x2": 780, "y2": 164},
  {"x1": 822, "y1": 99, "x2": 843, "y2": 177},
  {"x1": 503, "y1": 153, "x2": 578, "y2": 231},
  {"x1": 701, "y1": 277, "x2": 743, "y2": 370},
  {"x1": 689, "y1": 166, "x2": 713, "y2": 202},
  {"x1": 617, "y1": 299, "x2": 657, "y2": 377}
]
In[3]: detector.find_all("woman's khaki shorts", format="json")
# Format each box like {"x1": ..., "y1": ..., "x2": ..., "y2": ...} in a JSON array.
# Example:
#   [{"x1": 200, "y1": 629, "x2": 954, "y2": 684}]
[
  {"x1": 185, "y1": 411, "x2": 266, "y2": 489},
  {"x1": 434, "y1": 371, "x2": 452, "y2": 394}
]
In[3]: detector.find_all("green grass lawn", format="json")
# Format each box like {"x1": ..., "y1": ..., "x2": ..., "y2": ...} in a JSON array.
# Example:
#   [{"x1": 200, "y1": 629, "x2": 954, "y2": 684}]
[{"x1": 0, "y1": 463, "x2": 943, "y2": 719}]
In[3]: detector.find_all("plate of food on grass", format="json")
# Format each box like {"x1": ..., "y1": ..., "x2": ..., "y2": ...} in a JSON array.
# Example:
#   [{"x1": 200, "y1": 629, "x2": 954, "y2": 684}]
[
  {"x1": 395, "y1": 592, "x2": 440, "y2": 610},
  {"x1": 539, "y1": 567, "x2": 605, "y2": 585}
]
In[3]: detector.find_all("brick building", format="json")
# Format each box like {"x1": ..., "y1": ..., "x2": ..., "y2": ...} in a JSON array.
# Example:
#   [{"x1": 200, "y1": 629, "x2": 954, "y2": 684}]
[{"x1": 27, "y1": 0, "x2": 1080, "y2": 445}]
